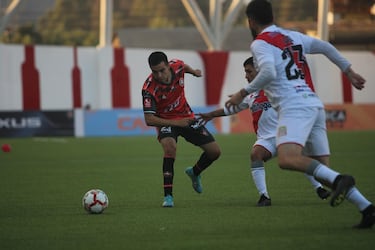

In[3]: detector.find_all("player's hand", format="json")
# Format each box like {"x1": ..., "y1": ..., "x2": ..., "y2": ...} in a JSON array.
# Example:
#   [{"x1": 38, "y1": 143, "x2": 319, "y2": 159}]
[
  {"x1": 196, "y1": 113, "x2": 212, "y2": 126},
  {"x1": 193, "y1": 69, "x2": 202, "y2": 77},
  {"x1": 225, "y1": 91, "x2": 244, "y2": 110},
  {"x1": 346, "y1": 68, "x2": 365, "y2": 90},
  {"x1": 189, "y1": 117, "x2": 205, "y2": 129},
  {"x1": 175, "y1": 118, "x2": 196, "y2": 127}
]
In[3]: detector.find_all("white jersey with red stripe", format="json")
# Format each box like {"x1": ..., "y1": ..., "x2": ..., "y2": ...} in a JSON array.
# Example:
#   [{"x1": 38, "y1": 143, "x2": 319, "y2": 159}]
[
  {"x1": 247, "y1": 25, "x2": 351, "y2": 111},
  {"x1": 224, "y1": 90, "x2": 277, "y2": 140}
]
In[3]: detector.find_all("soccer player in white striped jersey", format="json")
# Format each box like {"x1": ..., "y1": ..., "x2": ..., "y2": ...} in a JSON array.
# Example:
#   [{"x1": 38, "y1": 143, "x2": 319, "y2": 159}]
[
  {"x1": 226, "y1": 0, "x2": 374, "y2": 229},
  {"x1": 199, "y1": 57, "x2": 330, "y2": 206}
]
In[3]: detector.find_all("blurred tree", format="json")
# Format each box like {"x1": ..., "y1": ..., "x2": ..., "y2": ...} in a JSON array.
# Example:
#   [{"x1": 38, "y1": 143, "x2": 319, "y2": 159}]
[
  {"x1": 1, "y1": 0, "x2": 200, "y2": 45},
  {"x1": 36, "y1": 0, "x2": 100, "y2": 45},
  {"x1": 1, "y1": 0, "x2": 368, "y2": 46},
  {"x1": 113, "y1": 0, "x2": 197, "y2": 28},
  {"x1": 1, "y1": 24, "x2": 42, "y2": 44},
  {"x1": 271, "y1": 0, "x2": 317, "y2": 22}
]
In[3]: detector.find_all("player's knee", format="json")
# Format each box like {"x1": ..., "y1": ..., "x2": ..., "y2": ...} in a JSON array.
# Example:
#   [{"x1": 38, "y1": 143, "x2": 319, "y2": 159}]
[
  {"x1": 208, "y1": 146, "x2": 221, "y2": 161},
  {"x1": 163, "y1": 145, "x2": 177, "y2": 157},
  {"x1": 210, "y1": 148, "x2": 221, "y2": 161},
  {"x1": 250, "y1": 151, "x2": 263, "y2": 161},
  {"x1": 277, "y1": 155, "x2": 294, "y2": 170}
]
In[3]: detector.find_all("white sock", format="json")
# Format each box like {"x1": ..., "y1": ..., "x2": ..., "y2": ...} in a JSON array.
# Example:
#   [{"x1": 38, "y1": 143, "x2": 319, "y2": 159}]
[
  {"x1": 251, "y1": 161, "x2": 269, "y2": 197},
  {"x1": 313, "y1": 164, "x2": 339, "y2": 184},
  {"x1": 304, "y1": 173, "x2": 322, "y2": 189},
  {"x1": 311, "y1": 162, "x2": 371, "y2": 212},
  {"x1": 346, "y1": 187, "x2": 372, "y2": 211}
]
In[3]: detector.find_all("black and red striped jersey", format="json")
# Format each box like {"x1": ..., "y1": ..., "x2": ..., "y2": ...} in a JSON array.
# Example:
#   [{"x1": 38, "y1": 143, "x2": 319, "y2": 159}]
[{"x1": 142, "y1": 59, "x2": 194, "y2": 120}]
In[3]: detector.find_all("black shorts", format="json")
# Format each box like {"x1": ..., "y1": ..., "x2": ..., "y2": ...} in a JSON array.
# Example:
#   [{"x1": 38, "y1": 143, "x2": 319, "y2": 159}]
[{"x1": 157, "y1": 125, "x2": 215, "y2": 146}]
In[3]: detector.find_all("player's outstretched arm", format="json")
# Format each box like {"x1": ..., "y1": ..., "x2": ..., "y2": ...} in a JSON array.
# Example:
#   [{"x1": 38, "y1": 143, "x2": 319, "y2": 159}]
[
  {"x1": 144, "y1": 114, "x2": 195, "y2": 127},
  {"x1": 197, "y1": 109, "x2": 225, "y2": 125},
  {"x1": 184, "y1": 64, "x2": 202, "y2": 77},
  {"x1": 309, "y1": 38, "x2": 366, "y2": 91}
]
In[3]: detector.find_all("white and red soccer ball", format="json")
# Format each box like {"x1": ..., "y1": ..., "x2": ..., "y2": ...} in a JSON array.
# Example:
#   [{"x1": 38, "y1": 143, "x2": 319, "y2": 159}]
[{"x1": 82, "y1": 189, "x2": 109, "y2": 214}]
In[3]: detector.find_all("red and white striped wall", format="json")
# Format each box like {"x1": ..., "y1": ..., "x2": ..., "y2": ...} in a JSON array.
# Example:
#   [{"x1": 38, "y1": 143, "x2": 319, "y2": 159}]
[{"x1": 0, "y1": 44, "x2": 374, "y2": 111}]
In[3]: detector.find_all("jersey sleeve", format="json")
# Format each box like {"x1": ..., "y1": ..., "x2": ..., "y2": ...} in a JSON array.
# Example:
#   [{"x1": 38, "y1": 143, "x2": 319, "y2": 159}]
[
  {"x1": 308, "y1": 38, "x2": 351, "y2": 72},
  {"x1": 142, "y1": 90, "x2": 157, "y2": 114},
  {"x1": 244, "y1": 40, "x2": 277, "y2": 94}
]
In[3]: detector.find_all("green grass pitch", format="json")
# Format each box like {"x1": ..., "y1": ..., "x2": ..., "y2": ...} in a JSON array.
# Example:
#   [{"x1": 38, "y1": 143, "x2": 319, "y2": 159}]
[{"x1": 0, "y1": 131, "x2": 374, "y2": 250}]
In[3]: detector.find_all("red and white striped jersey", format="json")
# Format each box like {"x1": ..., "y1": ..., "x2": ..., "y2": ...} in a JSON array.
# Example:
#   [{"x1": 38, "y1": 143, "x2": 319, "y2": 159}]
[
  {"x1": 224, "y1": 90, "x2": 277, "y2": 139},
  {"x1": 247, "y1": 25, "x2": 350, "y2": 111}
]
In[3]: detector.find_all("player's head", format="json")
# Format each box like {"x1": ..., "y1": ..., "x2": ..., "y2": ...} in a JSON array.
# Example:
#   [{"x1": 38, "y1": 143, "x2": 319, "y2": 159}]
[
  {"x1": 246, "y1": 0, "x2": 274, "y2": 38},
  {"x1": 148, "y1": 51, "x2": 172, "y2": 84},
  {"x1": 243, "y1": 57, "x2": 257, "y2": 83},
  {"x1": 148, "y1": 51, "x2": 168, "y2": 67}
]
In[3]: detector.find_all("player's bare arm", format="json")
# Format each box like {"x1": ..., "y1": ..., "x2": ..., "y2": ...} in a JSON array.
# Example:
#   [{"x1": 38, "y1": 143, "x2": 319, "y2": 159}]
[
  {"x1": 144, "y1": 113, "x2": 195, "y2": 127},
  {"x1": 184, "y1": 64, "x2": 202, "y2": 77},
  {"x1": 197, "y1": 109, "x2": 226, "y2": 125}
]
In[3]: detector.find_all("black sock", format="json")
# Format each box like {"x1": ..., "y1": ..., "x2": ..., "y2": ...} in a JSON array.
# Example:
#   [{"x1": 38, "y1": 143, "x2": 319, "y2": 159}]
[
  {"x1": 163, "y1": 157, "x2": 174, "y2": 196},
  {"x1": 193, "y1": 152, "x2": 214, "y2": 176}
]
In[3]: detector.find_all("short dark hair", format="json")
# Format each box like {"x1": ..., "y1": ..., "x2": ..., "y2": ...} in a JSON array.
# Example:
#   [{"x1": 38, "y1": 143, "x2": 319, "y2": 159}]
[
  {"x1": 243, "y1": 57, "x2": 254, "y2": 67},
  {"x1": 148, "y1": 51, "x2": 168, "y2": 67},
  {"x1": 246, "y1": 0, "x2": 273, "y2": 25}
]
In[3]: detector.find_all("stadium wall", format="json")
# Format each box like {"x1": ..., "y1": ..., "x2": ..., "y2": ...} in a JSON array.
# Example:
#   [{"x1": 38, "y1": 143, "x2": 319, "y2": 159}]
[
  {"x1": 1, "y1": 44, "x2": 375, "y2": 137},
  {"x1": 1, "y1": 44, "x2": 375, "y2": 111}
]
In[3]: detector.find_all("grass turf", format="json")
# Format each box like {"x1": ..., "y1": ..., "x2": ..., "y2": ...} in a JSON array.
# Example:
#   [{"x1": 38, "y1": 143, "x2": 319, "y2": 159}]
[{"x1": 0, "y1": 131, "x2": 374, "y2": 250}]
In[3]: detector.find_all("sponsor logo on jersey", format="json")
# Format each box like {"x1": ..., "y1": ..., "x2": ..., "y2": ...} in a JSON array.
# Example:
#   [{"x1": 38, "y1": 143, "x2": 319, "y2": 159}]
[
  {"x1": 164, "y1": 96, "x2": 181, "y2": 112},
  {"x1": 144, "y1": 98, "x2": 152, "y2": 108},
  {"x1": 251, "y1": 101, "x2": 272, "y2": 112}
]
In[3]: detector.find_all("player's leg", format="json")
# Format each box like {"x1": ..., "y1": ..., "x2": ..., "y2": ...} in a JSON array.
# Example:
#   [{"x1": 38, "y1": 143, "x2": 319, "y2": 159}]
[
  {"x1": 306, "y1": 108, "x2": 373, "y2": 215},
  {"x1": 309, "y1": 155, "x2": 330, "y2": 187},
  {"x1": 276, "y1": 107, "x2": 336, "y2": 175},
  {"x1": 304, "y1": 157, "x2": 374, "y2": 226},
  {"x1": 251, "y1": 139, "x2": 275, "y2": 206},
  {"x1": 303, "y1": 111, "x2": 333, "y2": 189},
  {"x1": 309, "y1": 154, "x2": 331, "y2": 199},
  {"x1": 278, "y1": 107, "x2": 374, "y2": 228},
  {"x1": 158, "y1": 127, "x2": 178, "y2": 207},
  {"x1": 308, "y1": 115, "x2": 375, "y2": 228},
  {"x1": 303, "y1": 140, "x2": 331, "y2": 199},
  {"x1": 183, "y1": 125, "x2": 221, "y2": 193},
  {"x1": 276, "y1": 108, "x2": 351, "y2": 205},
  {"x1": 303, "y1": 173, "x2": 331, "y2": 200},
  {"x1": 276, "y1": 107, "x2": 347, "y2": 203},
  {"x1": 280, "y1": 142, "x2": 331, "y2": 199}
]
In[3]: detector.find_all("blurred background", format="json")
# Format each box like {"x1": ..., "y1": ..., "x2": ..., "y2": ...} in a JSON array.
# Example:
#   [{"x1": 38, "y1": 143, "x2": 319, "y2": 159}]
[
  {"x1": 1, "y1": 0, "x2": 374, "y2": 50},
  {"x1": 1, "y1": 0, "x2": 375, "y2": 138}
]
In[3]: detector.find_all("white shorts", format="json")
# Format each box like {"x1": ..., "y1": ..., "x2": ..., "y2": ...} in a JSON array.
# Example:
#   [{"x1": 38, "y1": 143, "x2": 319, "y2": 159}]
[
  {"x1": 276, "y1": 107, "x2": 330, "y2": 157},
  {"x1": 253, "y1": 137, "x2": 277, "y2": 158}
]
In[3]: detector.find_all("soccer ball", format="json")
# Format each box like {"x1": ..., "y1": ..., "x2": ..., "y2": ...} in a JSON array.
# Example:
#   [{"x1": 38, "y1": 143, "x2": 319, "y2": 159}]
[{"x1": 82, "y1": 189, "x2": 109, "y2": 214}]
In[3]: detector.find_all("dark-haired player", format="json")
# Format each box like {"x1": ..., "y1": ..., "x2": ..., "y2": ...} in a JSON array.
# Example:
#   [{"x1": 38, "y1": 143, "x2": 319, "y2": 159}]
[
  {"x1": 142, "y1": 51, "x2": 221, "y2": 207},
  {"x1": 226, "y1": 0, "x2": 374, "y2": 228}
]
